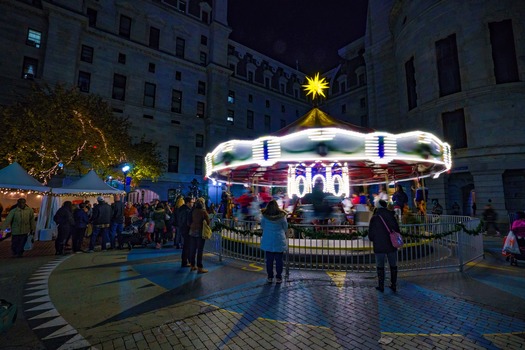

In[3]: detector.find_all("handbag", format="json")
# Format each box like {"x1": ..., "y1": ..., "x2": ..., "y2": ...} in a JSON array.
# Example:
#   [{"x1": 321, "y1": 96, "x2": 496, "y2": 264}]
[
  {"x1": 202, "y1": 219, "x2": 212, "y2": 239},
  {"x1": 378, "y1": 215, "x2": 404, "y2": 248},
  {"x1": 24, "y1": 233, "x2": 34, "y2": 251},
  {"x1": 503, "y1": 231, "x2": 520, "y2": 255}
]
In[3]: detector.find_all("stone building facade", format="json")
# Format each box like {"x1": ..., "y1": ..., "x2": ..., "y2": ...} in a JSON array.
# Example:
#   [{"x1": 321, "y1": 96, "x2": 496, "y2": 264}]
[{"x1": 1, "y1": 0, "x2": 524, "y2": 224}]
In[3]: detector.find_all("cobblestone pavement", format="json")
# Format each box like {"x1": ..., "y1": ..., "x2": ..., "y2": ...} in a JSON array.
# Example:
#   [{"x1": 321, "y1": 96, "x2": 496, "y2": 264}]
[{"x1": 1, "y1": 236, "x2": 524, "y2": 350}]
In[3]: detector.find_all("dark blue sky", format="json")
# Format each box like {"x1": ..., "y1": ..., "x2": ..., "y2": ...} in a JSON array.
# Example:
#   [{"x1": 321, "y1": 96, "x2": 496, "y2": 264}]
[{"x1": 227, "y1": 0, "x2": 368, "y2": 75}]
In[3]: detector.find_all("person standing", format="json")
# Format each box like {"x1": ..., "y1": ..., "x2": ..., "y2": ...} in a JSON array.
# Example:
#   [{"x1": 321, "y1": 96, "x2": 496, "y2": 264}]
[
  {"x1": 123, "y1": 201, "x2": 138, "y2": 226},
  {"x1": 177, "y1": 197, "x2": 194, "y2": 259},
  {"x1": 110, "y1": 194, "x2": 125, "y2": 249},
  {"x1": 368, "y1": 200, "x2": 400, "y2": 292},
  {"x1": 53, "y1": 201, "x2": 75, "y2": 255},
  {"x1": 0, "y1": 198, "x2": 35, "y2": 258},
  {"x1": 88, "y1": 196, "x2": 112, "y2": 252},
  {"x1": 260, "y1": 200, "x2": 288, "y2": 284},
  {"x1": 72, "y1": 203, "x2": 89, "y2": 253},
  {"x1": 151, "y1": 203, "x2": 166, "y2": 249},
  {"x1": 188, "y1": 199, "x2": 210, "y2": 273}
]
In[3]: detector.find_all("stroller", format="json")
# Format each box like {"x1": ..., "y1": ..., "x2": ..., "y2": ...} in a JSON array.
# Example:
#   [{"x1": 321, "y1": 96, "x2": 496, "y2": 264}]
[
  {"x1": 503, "y1": 226, "x2": 525, "y2": 266},
  {"x1": 118, "y1": 218, "x2": 150, "y2": 250}
]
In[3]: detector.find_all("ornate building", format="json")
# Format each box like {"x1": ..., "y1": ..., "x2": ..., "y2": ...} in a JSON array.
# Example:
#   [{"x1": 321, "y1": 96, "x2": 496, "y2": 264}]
[{"x1": 1, "y1": 0, "x2": 524, "y2": 224}]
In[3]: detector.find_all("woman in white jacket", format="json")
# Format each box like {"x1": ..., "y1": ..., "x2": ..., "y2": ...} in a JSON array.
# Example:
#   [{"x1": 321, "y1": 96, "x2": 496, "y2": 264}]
[{"x1": 260, "y1": 200, "x2": 288, "y2": 284}]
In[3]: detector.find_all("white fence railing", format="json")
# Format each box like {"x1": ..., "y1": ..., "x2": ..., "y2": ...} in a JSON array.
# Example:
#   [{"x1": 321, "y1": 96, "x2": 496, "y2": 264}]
[{"x1": 205, "y1": 215, "x2": 483, "y2": 275}]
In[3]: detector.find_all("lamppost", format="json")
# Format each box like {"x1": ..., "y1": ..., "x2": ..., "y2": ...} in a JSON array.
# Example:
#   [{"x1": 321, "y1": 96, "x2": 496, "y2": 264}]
[{"x1": 122, "y1": 165, "x2": 131, "y2": 193}]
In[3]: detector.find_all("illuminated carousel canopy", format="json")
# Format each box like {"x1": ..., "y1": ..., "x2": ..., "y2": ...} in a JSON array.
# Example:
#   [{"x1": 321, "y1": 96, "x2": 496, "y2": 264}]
[{"x1": 205, "y1": 75, "x2": 452, "y2": 198}]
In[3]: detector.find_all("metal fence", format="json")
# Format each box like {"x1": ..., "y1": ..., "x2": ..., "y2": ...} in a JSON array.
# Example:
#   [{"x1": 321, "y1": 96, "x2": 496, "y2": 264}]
[{"x1": 205, "y1": 215, "x2": 483, "y2": 275}]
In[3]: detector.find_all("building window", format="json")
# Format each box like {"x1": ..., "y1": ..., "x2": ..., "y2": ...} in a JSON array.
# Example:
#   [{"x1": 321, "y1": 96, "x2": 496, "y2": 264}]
[
  {"x1": 360, "y1": 97, "x2": 366, "y2": 108},
  {"x1": 405, "y1": 57, "x2": 417, "y2": 110},
  {"x1": 21, "y1": 57, "x2": 38, "y2": 79},
  {"x1": 195, "y1": 155, "x2": 203, "y2": 175},
  {"x1": 119, "y1": 15, "x2": 132, "y2": 38},
  {"x1": 280, "y1": 119, "x2": 286, "y2": 128},
  {"x1": 175, "y1": 71, "x2": 181, "y2": 80},
  {"x1": 149, "y1": 26, "x2": 160, "y2": 49},
  {"x1": 80, "y1": 45, "x2": 94, "y2": 63},
  {"x1": 196, "y1": 134, "x2": 204, "y2": 148},
  {"x1": 87, "y1": 8, "x2": 97, "y2": 27},
  {"x1": 143, "y1": 114, "x2": 154, "y2": 119},
  {"x1": 341, "y1": 104, "x2": 346, "y2": 114},
  {"x1": 143, "y1": 83, "x2": 156, "y2": 107},
  {"x1": 178, "y1": 0, "x2": 186, "y2": 12},
  {"x1": 168, "y1": 146, "x2": 179, "y2": 173},
  {"x1": 176, "y1": 37, "x2": 185, "y2": 58},
  {"x1": 280, "y1": 83, "x2": 285, "y2": 93},
  {"x1": 198, "y1": 81, "x2": 206, "y2": 95},
  {"x1": 294, "y1": 89, "x2": 299, "y2": 98},
  {"x1": 148, "y1": 63, "x2": 155, "y2": 73},
  {"x1": 228, "y1": 90, "x2": 235, "y2": 104},
  {"x1": 247, "y1": 110, "x2": 254, "y2": 129},
  {"x1": 264, "y1": 115, "x2": 271, "y2": 132},
  {"x1": 227, "y1": 110, "x2": 234, "y2": 124},
  {"x1": 436, "y1": 34, "x2": 461, "y2": 97},
  {"x1": 358, "y1": 73, "x2": 366, "y2": 86},
  {"x1": 248, "y1": 94, "x2": 253, "y2": 103},
  {"x1": 201, "y1": 11, "x2": 209, "y2": 24},
  {"x1": 26, "y1": 29, "x2": 41, "y2": 48},
  {"x1": 171, "y1": 89, "x2": 182, "y2": 113},
  {"x1": 199, "y1": 51, "x2": 207, "y2": 66},
  {"x1": 118, "y1": 53, "x2": 126, "y2": 64},
  {"x1": 442, "y1": 109, "x2": 467, "y2": 149},
  {"x1": 340, "y1": 82, "x2": 346, "y2": 93},
  {"x1": 265, "y1": 77, "x2": 270, "y2": 88},
  {"x1": 281, "y1": 105, "x2": 285, "y2": 113},
  {"x1": 360, "y1": 115, "x2": 368, "y2": 127},
  {"x1": 248, "y1": 71, "x2": 254, "y2": 83},
  {"x1": 265, "y1": 99, "x2": 270, "y2": 108},
  {"x1": 489, "y1": 19, "x2": 519, "y2": 84},
  {"x1": 201, "y1": 35, "x2": 208, "y2": 46},
  {"x1": 112, "y1": 74, "x2": 126, "y2": 100},
  {"x1": 196, "y1": 101, "x2": 205, "y2": 118},
  {"x1": 78, "y1": 71, "x2": 91, "y2": 92}
]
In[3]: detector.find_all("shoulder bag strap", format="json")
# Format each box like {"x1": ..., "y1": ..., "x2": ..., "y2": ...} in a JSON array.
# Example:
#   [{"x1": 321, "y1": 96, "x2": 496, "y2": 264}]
[{"x1": 377, "y1": 214, "x2": 392, "y2": 234}]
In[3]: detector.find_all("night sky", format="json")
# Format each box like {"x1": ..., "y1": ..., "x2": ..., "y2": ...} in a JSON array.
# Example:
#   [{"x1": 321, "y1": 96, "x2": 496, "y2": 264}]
[{"x1": 227, "y1": 0, "x2": 368, "y2": 75}]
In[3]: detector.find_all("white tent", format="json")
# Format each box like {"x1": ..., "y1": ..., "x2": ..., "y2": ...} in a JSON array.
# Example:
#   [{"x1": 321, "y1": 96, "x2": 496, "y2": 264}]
[
  {"x1": 37, "y1": 170, "x2": 125, "y2": 235},
  {"x1": 0, "y1": 162, "x2": 50, "y2": 224}
]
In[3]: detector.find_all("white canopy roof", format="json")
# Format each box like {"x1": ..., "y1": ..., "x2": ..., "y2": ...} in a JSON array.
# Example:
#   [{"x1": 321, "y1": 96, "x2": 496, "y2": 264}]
[
  {"x1": 0, "y1": 162, "x2": 51, "y2": 193},
  {"x1": 52, "y1": 170, "x2": 125, "y2": 195}
]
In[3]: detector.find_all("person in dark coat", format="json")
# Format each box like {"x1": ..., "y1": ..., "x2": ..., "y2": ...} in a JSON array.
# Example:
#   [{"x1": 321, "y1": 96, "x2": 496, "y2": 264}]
[
  {"x1": 53, "y1": 201, "x2": 75, "y2": 255},
  {"x1": 88, "y1": 196, "x2": 112, "y2": 252},
  {"x1": 110, "y1": 194, "x2": 125, "y2": 249},
  {"x1": 73, "y1": 203, "x2": 89, "y2": 253},
  {"x1": 368, "y1": 200, "x2": 400, "y2": 292},
  {"x1": 188, "y1": 199, "x2": 210, "y2": 273},
  {"x1": 177, "y1": 197, "x2": 195, "y2": 267}
]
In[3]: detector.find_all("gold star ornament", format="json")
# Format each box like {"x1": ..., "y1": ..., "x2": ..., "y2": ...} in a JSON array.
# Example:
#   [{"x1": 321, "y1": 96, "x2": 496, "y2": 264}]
[{"x1": 302, "y1": 73, "x2": 329, "y2": 99}]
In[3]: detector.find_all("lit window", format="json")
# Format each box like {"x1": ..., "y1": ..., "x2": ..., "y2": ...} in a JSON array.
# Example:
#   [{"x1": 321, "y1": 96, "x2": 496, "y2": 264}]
[
  {"x1": 22, "y1": 57, "x2": 38, "y2": 79},
  {"x1": 227, "y1": 110, "x2": 234, "y2": 124},
  {"x1": 26, "y1": 29, "x2": 41, "y2": 48},
  {"x1": 228, "y1": 90, "x2": 235, "y2": 104}
]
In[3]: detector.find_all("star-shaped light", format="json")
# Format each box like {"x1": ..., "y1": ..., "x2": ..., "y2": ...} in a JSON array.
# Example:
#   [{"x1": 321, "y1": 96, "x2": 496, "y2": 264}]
[{"x1": 302, "y1": 73, "x2": 329, "y2": 99}]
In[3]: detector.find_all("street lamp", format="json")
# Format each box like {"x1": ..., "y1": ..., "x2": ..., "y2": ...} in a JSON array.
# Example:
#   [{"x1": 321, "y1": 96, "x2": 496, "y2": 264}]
[{"x1": 122, "y1": 164, "x2": 131, "y2": 193}]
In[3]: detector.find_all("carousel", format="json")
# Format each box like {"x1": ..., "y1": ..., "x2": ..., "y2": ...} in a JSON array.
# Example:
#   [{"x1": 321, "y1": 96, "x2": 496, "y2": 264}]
[{"x1": 205, "y1": 74, "x2": 452, "y2": 209}]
